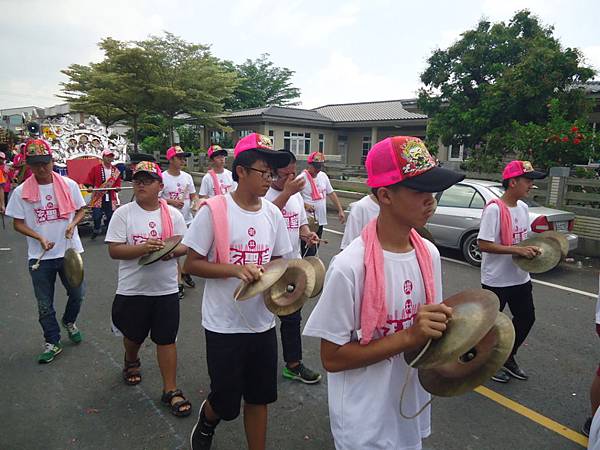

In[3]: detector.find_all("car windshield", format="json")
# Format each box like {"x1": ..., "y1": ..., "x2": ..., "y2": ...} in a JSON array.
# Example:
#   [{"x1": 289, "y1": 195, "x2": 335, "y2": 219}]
[{"x1": 487, "y1": 185, "x2": 540, "y2": 207}]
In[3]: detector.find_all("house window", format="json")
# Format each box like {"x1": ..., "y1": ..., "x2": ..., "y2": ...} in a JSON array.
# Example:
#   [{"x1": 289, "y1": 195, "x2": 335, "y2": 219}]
[
  {"x1": 283, "y1": 131, "x2": 311, "y2": 155},
  {"x1": 268, "y1": 129, "x2": 275, "y2": 148},
  {"x1": 210, "y1": 130, "x2": 227, "y2": 144},
  {"x1": 361, "y1": 136, "x2": 371, "y2": 164},
  {"x1": 239, "y1": 129, "x2": 254, "y2": 138},
  {"x1": 318, "y1": 134, "x2": 325, "y2": 152},
  {"x1": 447, "y1": 144, "x2": 465, "y2": 161}
]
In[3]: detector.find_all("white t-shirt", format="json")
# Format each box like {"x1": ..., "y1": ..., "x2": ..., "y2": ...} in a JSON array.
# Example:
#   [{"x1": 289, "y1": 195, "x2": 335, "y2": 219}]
[
  {"x1": 6, "y1": 177, "x2": 86, "y2": 260},
  {"x1": 105, "y1": 201, "x2": 187, "y2": 296},
  {"x1": 264, "y1": 187, "x2": 308, "y2": 259},
  {"x1": 595, "y1": 275, "x2": 600, "y2": 325},
  {"x1": 199, "y1": 169, "x2": 236, "y2": 197},
  {"x1": 341, "y1": 195, "x2": 380, "y2": 249},
  {"x1": 182, "y1": 193, "x2": 292, "y2": 333},
  {"x1": 161, "y1": 171, "x2": 196, "y2": 225},
  {"x1": 303, "y1": 237, "x2": 442, "y2": 450},
  {"x1": 299, "y1": 171, "x2": 334, "y2": 226},
  {"x1": 478, "y1": 201, "x2": 531, "y2": 287}
]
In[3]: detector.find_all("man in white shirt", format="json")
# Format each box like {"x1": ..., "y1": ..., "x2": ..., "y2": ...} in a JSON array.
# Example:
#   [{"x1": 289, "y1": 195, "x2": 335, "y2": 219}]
[
  {"x1": 265, "y1": 150, "x2": 321, "y2": 385},
  {"x1": 161, "y1": 145, "x2": 199, "y2": 297},
  {"x1": 106, "y1": 161, "x2": 192, "y2": 418},
  {"x1": 304, "y1": 136, "x2": 463, "y2": 450},
  {"x1": 298, "y1": 152, "x2": 345, "y2": 256},
  {"x1": 340, "y1": 194, "x2": 380, "y2": 250},
  {"x1": 199, "y1": 145, "x2": 236, "y2": 199},
  {"x1": 6, "y1": 139, "x2": 87, "y2": 364},
  {"x1": 477, "y1": 160, "x2": 547, "y2": 383},
  {"x1": 184, "y1": 133, "x2": 292, "y2": 450}
]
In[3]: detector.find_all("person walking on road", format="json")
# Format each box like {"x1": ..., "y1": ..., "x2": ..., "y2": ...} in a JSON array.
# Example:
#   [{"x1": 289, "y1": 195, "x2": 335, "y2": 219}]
[
  {"x1": 5, "y1": 139, "x2": 87, "y2": 363},
  {"x1": 199, "y1": 145, "x2": 236, "y2": 199},
  {"x1": 477, "y1": 160, "x2": 547, "y2": 383}
]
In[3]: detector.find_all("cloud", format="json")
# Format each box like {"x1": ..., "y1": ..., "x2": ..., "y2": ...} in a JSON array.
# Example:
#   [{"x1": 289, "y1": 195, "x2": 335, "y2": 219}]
[
  {"x1": 301, "y1": 52, "x2": 416, "y2": 108},
  {"x1": 582, "y1": 46, "x2": 600, "y2": 73}
]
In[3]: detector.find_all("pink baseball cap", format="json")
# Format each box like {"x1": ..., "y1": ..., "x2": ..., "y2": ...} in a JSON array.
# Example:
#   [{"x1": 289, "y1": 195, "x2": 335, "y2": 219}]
[
  {"x1": 0, "y1": 151, "x2": 5, "y2": 160},
  {"x1": 233, "y1": 133, "x2": 290, "y2": 168},
  {"x1": 366, "y1": 136, "x2": 464, "y2": 191},
  {"x1": 207, "y1": 145, "x2": 227, "y2": 159},
  {"x1": 133, "y1": 161, "x2": 162, "y2": 180},
  {"x1": 166, "y1": 145, "x2": 191, "y2": 160},
  {"x1": 307, "y1": 152, "x2": 325, "y2": 164},
  {"x1": 24, "y1": 139, "x2": 52, "y2": 164},
  {"x1": 101, "y1": 149, "x2": 115, "y2": 157},
  {"x1": 502, "y1": 160, "x2": 546, "y2": 181}
]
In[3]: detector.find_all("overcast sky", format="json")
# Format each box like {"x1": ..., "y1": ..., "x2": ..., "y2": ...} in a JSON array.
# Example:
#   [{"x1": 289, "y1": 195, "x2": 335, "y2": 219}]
[{"x1": 1, "y1": 0, "x2": 599, "y2": 110}]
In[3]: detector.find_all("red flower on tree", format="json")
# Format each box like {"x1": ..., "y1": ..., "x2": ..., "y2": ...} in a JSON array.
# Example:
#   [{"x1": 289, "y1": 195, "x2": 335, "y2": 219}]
[
  {"x1": 561, "y1": 136, "x2": 569, "y2": 142},
  {"x1": 571, "y1": 126, "x2": 579, "y2": 132}
]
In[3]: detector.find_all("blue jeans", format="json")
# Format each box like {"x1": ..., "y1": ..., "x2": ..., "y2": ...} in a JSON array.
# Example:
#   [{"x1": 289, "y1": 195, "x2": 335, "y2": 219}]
[
  {"x1": 92, "y1": 199, "x2": 113, "y2": 233},
  {"x1": 28, "y1": 257, "x2": 85, "y2": 344}
]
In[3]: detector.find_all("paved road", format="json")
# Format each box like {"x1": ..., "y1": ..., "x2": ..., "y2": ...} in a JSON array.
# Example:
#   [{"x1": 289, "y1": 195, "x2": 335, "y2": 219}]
[{"x1": 0, "y1": 209, "x2": 597, "y2": 450}]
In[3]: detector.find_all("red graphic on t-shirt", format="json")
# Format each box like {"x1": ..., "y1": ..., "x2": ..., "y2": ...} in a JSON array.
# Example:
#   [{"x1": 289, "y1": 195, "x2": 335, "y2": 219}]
[
  {"x1": 248, "y1": 240, "x2": 257, "y2": 249},
  {"x1": 248, "y1": 227, "x2": 256, "y2": 237},
  {"x1": 282, "y1": 208, "x2": 299, "y2": 230},
  {"x1": 45, "y1": 195, "x2": 52, "y2": 201},
  {"x1": 512, "y1": 225, "x2": 527, "y2": 244},
  {"x1": 230, "y1": 242, "x2": 271, "y2": 265},
  {"x1": 34, "y1": 206, "x2": 61, "y2": 224},
  {"x1": 404, "y1": 280, "x2": 413, "y2": 295},
  {"x1": 150, "y1": 230, "x2": 158, "y2": 237},
  {"x1": 47, "y1": 202, "x2": 54, "y2": 209},
  {"x1": 132, "y1": 235, "x2": 149, "y2": 245},
  {"x1": 149, "y1": 221, "x2": 156, "y2": 229}
]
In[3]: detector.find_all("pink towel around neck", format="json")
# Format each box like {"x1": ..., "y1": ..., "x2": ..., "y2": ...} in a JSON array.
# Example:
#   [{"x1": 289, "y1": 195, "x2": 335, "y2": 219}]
[
  {"x1": 304, "y1": 170, "x2": 323, "y2": 201},
  {"x1": 21, "y1": 172, "x2": 76, "y2": 219},
  {"x1": 198, "y1": 195, "x2": 229, "y2": 264},
  {"x1": 484, "y1": 198, "x2": 512, "y2": 245},
  {"x1": 359, "y1": 219, "x2": 435, "y2": 345},
  {"x1": 208, "y1": 169, "x2": 223, "y2": 196},
  {"x1": 158, "y1": 199, "x2": 174, "y2": 240}
]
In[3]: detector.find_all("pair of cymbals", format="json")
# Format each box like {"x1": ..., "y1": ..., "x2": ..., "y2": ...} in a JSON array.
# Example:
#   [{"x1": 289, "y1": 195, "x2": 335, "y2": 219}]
[
  {"x1": 404, "y1": 289, "x2": 515, "y2": 397},
  {"x1": 512, "y1": 236, "x2": 562, "y2": 274},
  {"x1": 234, "y1": 256, "x2": 327, "y2": 316},
  {"x1": 64, "y1": 248, "x2": 84, "y2": 288},
  {"x1": 138, "y1": 235, "x2": 183, "y2": 266},
  {"x1": 539, "y1": 231, "x2": 569, "y2": 258}
]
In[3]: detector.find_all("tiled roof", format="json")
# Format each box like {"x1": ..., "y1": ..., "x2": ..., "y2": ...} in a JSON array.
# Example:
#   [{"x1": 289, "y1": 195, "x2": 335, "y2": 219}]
[
  {"x1": 226, "y1": 106, "x2": 331, "y2": 122},
  {"x1": 313, "y1": 100, "x2": 427, "y2": 122}
]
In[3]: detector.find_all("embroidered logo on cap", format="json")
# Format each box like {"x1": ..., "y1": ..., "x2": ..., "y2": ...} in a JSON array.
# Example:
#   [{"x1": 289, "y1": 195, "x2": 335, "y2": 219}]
[{"x1": 399, "y1": 139, "x2": 435, "y2": 176}]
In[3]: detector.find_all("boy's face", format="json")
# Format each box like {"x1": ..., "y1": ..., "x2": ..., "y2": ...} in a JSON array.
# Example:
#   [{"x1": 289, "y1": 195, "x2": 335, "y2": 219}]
[
  {"x1": 379, "y1": 185, "x2": 437, "y2": 229},
  {"x1": 272, "y1": 162, "x2": 297, "y2": 190},
  {"x1": 28, "y1": 161, "x2": 53, "y2": 182},
  {"x1": 237, "y1": 159, "x2": 273, "y2": 197},
  {"x1": 133, "y1": 175, "x2": 162, "y2": 202},
  {"x1": 212, "y1": 155, "x2": 225, "y2": 169},
  {"x1": 509, "y1": 176, "x2": 534, "y2": 199},
  {"x1": 170, "y1": 155, "x2": 186, "y2": 170}
]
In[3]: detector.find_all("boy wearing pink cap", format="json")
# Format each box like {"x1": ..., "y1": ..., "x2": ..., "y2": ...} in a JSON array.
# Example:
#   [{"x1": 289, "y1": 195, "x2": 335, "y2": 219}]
[
  {"x1": 184, "y1": 133, "x2": 292, "y2": 450},
  {"x1": 304, "y1": 136, "x2": 463, "y2": 450},
  {"x1": 298, "y1": 152, "x2": 345, "y2": 256},
  {"x1": 84, "y1": 148, "x2": 122, "y2": 239},
  {"x1": 106, "y1": 161, "x2": 192, "y2": 417},
  {"x1": 6, "y1": 139, "x2": 87, "y2": 363},
  {"x1": 199, "y1": 145, "x2": 236, "y2": 198},
  {"x1": 161, "y1": 145, "x2": 198, "y2": 297},
  {"x1": 477, "y1": 160, "x2": 547, "y2": 383}
]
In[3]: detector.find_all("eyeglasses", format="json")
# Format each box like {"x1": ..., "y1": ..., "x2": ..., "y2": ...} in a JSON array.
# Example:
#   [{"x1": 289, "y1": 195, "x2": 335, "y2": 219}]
[
  {"x1": 133, "y1": 178, "x2": 158, "y2": 186},
  {"x1": 243, "y1": 166, "x2": 276, "y2": 180}
]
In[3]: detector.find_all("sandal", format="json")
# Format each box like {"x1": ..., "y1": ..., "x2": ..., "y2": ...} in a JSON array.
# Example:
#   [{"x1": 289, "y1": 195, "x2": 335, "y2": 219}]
[
  {"x1": 122, "y1": 358, "x2": 142, "y2": 386},
  {"x1": 161, "y1": 389, "x2": 192, "y2": 417}
]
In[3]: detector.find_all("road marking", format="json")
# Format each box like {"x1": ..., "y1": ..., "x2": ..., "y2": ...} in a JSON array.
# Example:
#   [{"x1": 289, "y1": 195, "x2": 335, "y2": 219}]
[
  {"x1": 440, "y1": 256, "x2": 597, "y2": 298},
  {"x1": 475, "y1": 386, "x2": 588, "y2": 447},
  {"x1": 324, "y1": 228, "x2": 343, "y2": 236}
]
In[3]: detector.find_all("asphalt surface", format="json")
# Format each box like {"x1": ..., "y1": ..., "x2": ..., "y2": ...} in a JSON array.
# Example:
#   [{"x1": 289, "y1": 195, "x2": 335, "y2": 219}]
[{"x1": 1, "y1": 208, "x2": 598, "y2": 450}]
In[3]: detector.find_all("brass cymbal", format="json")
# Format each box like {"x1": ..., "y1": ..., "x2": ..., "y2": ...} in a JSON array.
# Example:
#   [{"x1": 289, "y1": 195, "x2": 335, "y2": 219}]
[
  {"x1": 64, "y1": 248, "x2": 84, "y2": 288},
  {"x1": 138, "y1": 235, "x2": 183, "y2": 266},
  {"x1": 264, "y1": 259, "x2": 316, "y2": 316},
  {"x1": 415, "y1": 227, "x2": 435, "y2": 244},
  {"x1": 404, "y1": 289, "x2": 500, "y2": 369},
  {"x1": 539, "y1": 231, "x2": 569, "y2": 258},
  {"x1": 234, "y1": 259, "x2": 289, "y2": 301},
  {"x1": 417, "y1": 312, "x2": 515, "y2": 397},
  {"x1": 512, "y1": 237, "x2": 561, "y2": 274},
  {"x1": 303, "y1": 256, "x2": 326, "y2": 297}
]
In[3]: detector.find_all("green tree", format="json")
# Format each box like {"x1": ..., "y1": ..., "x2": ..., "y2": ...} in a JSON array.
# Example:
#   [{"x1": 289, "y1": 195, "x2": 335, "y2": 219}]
[
  {"x1": 418, "y1": 10, "x2": 595, "y2": 169},
  {"x1": 224, "y1": 53, "x2": 301, "y2": 110},
  {"x1": 137, "y1": 33, "x2": 238, "y2": 145}
]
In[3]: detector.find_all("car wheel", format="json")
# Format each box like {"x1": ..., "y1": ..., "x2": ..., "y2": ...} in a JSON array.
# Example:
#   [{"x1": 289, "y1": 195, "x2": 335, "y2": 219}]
[{"x1": 461, "y1": 232, "x2": 481, "y2": 267}]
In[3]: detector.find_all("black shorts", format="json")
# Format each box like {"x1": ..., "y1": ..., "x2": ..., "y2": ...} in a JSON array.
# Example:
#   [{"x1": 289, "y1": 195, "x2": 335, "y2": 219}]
[
  {"x1": 112, "y1": 293, "x2": 179, "y2": 345},
  {"x1": 205, "y1": 328, "x2": 277, "y2": 421}
]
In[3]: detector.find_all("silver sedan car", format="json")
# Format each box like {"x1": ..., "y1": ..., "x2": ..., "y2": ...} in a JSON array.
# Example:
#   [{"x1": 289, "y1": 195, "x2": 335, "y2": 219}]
[{"x1": 427, "y1": 179, "x2": 578, "y2": 266}]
